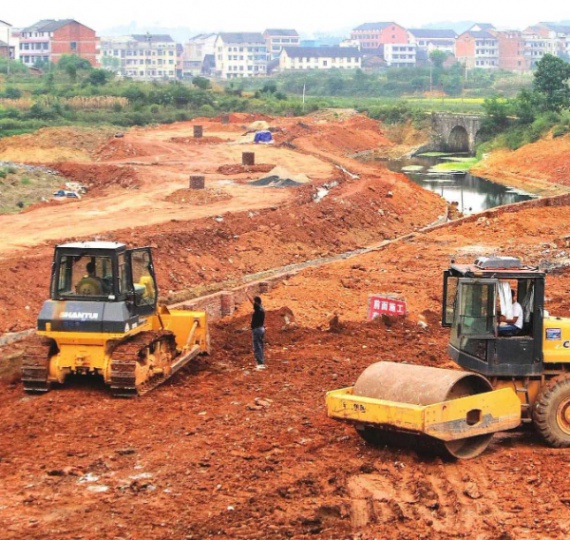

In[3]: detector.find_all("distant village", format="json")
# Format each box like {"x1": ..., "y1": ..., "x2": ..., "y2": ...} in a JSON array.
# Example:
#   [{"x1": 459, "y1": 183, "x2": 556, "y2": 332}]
[{"x1": 0, "y1": 18, "x2": 569, "y2": 80}]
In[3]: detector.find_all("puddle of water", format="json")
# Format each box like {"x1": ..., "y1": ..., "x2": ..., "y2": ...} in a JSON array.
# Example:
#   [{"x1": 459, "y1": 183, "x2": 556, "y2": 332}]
[{"x1": 387, "y1": 155, "x2": 536, "y2": 215}]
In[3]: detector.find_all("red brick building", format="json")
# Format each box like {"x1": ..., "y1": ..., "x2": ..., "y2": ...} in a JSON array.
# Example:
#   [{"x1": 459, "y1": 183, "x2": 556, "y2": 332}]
[
  {"x1": 456, "y1": 30, "x2": 498, "y2": 69},
  {"x1": 494, "y1": 30, "x2": 529, "y2": 72},
  {"x1": 350, "y1": 22, "x2": 409, "y2": 50},
  {"x1": 19, "y1": 19, "x2": 99, "y2": 67}
]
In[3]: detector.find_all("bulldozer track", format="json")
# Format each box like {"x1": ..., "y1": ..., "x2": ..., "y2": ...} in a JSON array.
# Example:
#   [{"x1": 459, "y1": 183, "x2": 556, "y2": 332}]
[
  {"x1": 21, "y1": 335, "x2": 55, "y2": 393},
  {"x1": 110, "y1": 330, "x2": 178, "y2": 398}
]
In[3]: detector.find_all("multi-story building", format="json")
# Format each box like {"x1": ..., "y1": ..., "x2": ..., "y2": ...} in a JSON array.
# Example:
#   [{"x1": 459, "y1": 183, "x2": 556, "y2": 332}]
[
  {"x1": 382, "y1": 43, "x2": 416, "y2": 67},
  {"x1": 350, "y1": 22, "x2": 408, "y2": 50},
  {"x1": 181, "y1": 33, "x2": 217, "y2": 78},
  {"x1": 19, "y1": 19, "x2": 98, "y2": 67},
  {"x1": 522, "y1": 23, "x2": 570, "y2": 67},
  {"x1": 99, "y1": 34, "x2": 177, "y2": 80},
  {"x1": 0, "y1": 20, "x2": 15, "y2": 59},
  {"x1": 407, "y1": 29, "x2": 457, "y2": 55},
  {"x1": 263, "y1": 29, "x2": 300, "y2": 60},
  {"x1": 279, "y1": 46, "x2": 361, "y2": 71},
  {"x1": 214, "y1": 33, "x2": 267, "y2": 78},
  {"x1": 494, "y1": 30, "x2": 529, "y2": 72},
  {"x1": 456, "y1": 30, "x2": 499, "y2": 69}
]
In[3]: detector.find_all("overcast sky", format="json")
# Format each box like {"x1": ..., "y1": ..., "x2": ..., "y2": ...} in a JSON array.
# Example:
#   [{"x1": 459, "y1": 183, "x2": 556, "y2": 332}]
[{"x1": 2, "y1": 0, "x2": 568, "y2": 36}]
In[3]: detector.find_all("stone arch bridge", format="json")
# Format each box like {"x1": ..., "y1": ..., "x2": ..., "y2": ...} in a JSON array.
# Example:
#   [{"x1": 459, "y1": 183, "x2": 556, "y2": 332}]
[{"x1": 431, "y1": 113, "x2": 484, "y2": 154}]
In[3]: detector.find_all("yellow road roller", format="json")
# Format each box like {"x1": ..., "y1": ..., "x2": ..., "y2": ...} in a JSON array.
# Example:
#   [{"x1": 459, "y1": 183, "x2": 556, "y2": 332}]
[{"x1": 326, "y1": 256, "x2": 570, "y2": 458}]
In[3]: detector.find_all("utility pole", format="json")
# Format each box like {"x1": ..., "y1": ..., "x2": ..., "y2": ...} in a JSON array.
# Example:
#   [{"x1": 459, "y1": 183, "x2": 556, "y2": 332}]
[{"x1": 145, "y1": 32, "x2": 152, "y2": 80}]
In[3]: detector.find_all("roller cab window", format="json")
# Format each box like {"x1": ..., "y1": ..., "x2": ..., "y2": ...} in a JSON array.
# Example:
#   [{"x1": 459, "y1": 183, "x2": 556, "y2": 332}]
[{"x1": 455, "y1": 279, "x2": 497, "y2": 339}]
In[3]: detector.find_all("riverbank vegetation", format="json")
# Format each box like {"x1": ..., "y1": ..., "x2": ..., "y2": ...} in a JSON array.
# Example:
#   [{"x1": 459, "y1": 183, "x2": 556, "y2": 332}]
[{"x1": 479, "y1": 55, "x2": 570, "y2": 153}]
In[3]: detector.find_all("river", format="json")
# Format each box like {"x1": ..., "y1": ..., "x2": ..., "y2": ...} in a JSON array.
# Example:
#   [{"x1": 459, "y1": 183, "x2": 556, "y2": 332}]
[{"x1": 387, "y1": 153, "x2": 536, "y2": 215}]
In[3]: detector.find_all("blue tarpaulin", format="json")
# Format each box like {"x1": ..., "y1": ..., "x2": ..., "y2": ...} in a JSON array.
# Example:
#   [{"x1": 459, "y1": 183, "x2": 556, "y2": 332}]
[{"x1": 254, "y1": 130, "x2": 273, "y2": 143}]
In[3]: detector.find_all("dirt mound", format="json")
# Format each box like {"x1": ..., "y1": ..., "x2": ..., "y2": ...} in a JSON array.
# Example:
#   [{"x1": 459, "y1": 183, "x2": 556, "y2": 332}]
[
  {"x1": 0, "y1": 126, "x2": 116, "y2": 163},
  {"x1": 217, "y1": 163, "x2": 275, "y2": 175},
  {"x1": 169, "y1": 136, "x2": 227, "y2": 145},
  {"x1": 283, "y1": 115, "x2": 393, "y2": 157},
  {"x1": 51, "y1": 163, "x2": 140, "y2": 194},
  {"x1": 471, "y1": 133, "x2": 570, "y2": 193},
  {"x1": 93, "y1": 138, "x2": 152, "y2": 161},
  {"x1": 165, "y1": 187, "x2": 232, "y2": 205}
]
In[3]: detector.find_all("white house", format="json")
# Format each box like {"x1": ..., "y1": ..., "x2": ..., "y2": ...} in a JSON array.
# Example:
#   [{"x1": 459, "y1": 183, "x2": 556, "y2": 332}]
[
  {"x1": 407, "y1": 29, "x2": 457, "y2": 55},
  {"x1": 382, "y1": 43, "x2": 416, "y2": 67},
  {"x1": 279, "y1": 46, "x2": 361, "y2": 71},
  {"x1": 182, "y1": 33, "x2": 217, "y2": 77},
  {"x1": 214, "y1": 32, "x2": 267, "y2": 79},
  {"x1": 100, "y1": 34, "x2": 177, "y2": 80}
]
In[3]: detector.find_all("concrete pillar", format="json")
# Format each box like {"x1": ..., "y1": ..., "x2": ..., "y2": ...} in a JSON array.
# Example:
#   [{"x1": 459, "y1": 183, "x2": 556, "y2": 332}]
[
  {"x1": 242, "y1": 152, "x2": 255, "y2": 166},
  {"x1": 189, "y1": 175, "x2": 205, "y2": 189},
  {"x1": 220, "y1": 291, "x2": 235, "y2": 317}
]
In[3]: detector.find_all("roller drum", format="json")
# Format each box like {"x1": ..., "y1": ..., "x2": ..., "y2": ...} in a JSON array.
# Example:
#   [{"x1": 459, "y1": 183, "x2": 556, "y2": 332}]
[{"x1": 353, "y1": 362, "x2": 495, "y2": 459}]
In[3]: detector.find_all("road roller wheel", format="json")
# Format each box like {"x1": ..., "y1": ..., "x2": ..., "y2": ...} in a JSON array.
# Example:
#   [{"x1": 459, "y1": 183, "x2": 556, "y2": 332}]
[{"x1": 533, "y1": 374, "x2": 570, "y2": 447}]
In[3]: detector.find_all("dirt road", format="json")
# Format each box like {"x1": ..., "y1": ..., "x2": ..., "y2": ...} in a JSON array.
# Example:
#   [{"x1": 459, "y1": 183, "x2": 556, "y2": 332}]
[{"x1": 1, "y1": 114, "x2": 570, "y2": 539}]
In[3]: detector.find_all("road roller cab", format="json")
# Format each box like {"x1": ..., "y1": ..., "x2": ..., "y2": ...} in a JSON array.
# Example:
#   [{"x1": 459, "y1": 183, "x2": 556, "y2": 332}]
[{"x1": 442, "y1": 256, "x2": 546, "y2": 377}]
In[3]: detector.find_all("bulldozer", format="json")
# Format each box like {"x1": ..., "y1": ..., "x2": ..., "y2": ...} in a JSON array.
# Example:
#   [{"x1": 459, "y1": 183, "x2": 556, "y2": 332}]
[
  {"x1": 326, "y1": 256, "x2": 570, "y2": 458},
  {"x1": 22, "y1": 241, "x2": 209, "y2": 397}
]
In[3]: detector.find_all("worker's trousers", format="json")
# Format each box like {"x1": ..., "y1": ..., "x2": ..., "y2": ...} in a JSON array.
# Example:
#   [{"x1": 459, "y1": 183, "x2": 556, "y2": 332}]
[{"x1": 252, "y1": 326, "x2": 265, "y2": 365}]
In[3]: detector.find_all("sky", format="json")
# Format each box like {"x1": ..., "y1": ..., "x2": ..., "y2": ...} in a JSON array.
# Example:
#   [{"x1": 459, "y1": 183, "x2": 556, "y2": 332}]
[{"x1": 1, "y1": 0, "x2": 569, "y2": 37}]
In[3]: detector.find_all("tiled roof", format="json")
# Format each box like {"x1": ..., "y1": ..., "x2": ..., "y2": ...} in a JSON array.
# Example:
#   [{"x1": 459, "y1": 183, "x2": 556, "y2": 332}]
[
  {"x1": 541, "y1": 22, "x2": 570, "y2": 34},
  {"x1": 462, "y1": 31, "x2": 496, "y2": 39},
  {"x1": 189, "y1": 33, "x2": 217, "y2": 41},
  {"x1": 283, "y1": 46, "x2": 361, "y2": 58},
  {"x1": 408, "y1": 29, "x2": 457, "y2": 38},
  {"x1": 353, "y1": 22, "x2": 394, "y2": 31},
  {"x1": 132, "y1": 34, "x2": 175, "y2": 43},
  {"x1": 218, "y1": 32, "x2": 265, "y2": 44},
  {"x1": 23, "y1": 19, "x2": 78, "y2": 32},
  {"x1": 264, "y1": 29, "x2": 299, "y2": 36}
]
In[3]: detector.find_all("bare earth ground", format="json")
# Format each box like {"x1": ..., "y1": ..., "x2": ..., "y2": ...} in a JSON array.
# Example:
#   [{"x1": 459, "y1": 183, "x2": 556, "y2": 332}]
[{"x1": 1, "y1": 113, "x2": 570, "y2": 539}]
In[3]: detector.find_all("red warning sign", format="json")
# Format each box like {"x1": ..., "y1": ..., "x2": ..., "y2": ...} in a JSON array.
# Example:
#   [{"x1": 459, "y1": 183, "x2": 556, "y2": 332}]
[{"x1": 368, "y1": 295, "x2": 407, "y2": 320}]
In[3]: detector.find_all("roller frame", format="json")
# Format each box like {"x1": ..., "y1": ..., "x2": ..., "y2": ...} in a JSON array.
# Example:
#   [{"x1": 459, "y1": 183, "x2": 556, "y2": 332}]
[{"x1": 326, "y1": 386, "x2": 521, "y2": 442}]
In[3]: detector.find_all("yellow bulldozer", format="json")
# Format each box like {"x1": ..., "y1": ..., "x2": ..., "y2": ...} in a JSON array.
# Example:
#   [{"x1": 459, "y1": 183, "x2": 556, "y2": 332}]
[
  {"x1": 326, "y1": 256, "x2": 570, "y2": 458},
  {"x1": 22, "y1": 241, "x2": 209, "y2": 397}
]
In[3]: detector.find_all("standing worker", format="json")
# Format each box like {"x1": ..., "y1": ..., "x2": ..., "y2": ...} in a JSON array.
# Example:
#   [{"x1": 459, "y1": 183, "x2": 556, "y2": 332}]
[{"x1": 246, "y1": 292, "x2": 266, "y2": 370}]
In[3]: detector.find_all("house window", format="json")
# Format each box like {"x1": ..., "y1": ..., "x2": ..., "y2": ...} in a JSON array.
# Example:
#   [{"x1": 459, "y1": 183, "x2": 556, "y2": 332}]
[{"x1": 70, "y1": 42, "x2": 77, "y2": 51}]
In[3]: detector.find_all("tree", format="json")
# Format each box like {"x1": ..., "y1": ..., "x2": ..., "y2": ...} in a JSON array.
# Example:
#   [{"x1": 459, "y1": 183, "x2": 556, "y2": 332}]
[
  {"x1": 482, "y1": 96, "x2": 511, "y2": 134},
  {"x1": 57, "y1": 54, "x2": 93, "y2": 81},
  {"x1": 533, "y1": 54, "x2": 570, "y2": 112},
  {"x1": 429, "y1": 50, "x2": 447, "y2": 69},
  {"x1": 88, "y1": 68, "x2": 112, "y2": 86},
  {"x1": 192, "y1": 76, "x2": 211, "y2": 90}
]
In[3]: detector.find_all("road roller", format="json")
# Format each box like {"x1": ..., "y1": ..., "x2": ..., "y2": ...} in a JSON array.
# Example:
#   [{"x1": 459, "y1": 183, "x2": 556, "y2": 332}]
[{"x1": 326, "y1": 256, "x2": 570, "y2": 458}]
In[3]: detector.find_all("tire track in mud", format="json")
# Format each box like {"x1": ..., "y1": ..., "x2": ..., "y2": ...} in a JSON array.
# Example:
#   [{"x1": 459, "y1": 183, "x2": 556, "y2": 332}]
[{"x1": 346, "y1": 457, "x2": 512, "y2": 536}]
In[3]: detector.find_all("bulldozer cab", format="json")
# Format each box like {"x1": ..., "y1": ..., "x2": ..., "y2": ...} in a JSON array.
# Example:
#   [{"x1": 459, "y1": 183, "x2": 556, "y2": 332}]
[
  {"x1": 442, "y1": 257, "x2": 545, "y2": 377},
  {"x1": 43, "y1": 242, "x2": 159, "y2": 332}
]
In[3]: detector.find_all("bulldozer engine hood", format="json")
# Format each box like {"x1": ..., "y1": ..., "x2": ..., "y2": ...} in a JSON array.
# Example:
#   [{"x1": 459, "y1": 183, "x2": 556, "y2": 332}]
[{"x1": 37, "y1": 300, "x2": 144, "y2": 333}]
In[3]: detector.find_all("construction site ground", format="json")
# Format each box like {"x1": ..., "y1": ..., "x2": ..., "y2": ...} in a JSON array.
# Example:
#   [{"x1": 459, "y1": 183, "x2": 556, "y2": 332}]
[{"x1": 1, "y1": 111, "x2": 570, "y2": 539}]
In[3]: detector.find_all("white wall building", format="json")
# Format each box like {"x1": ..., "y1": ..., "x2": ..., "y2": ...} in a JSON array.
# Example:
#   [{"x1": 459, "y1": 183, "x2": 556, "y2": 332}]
[
  {"x1": 100, "y1": 34, "x2": 177, "y2": 80},
  {"x1": 182, "y1": 33, "x2": 217, "y2": 77},
  {"x1": 382, "y1": 43, "x2": 416, "y2": 66},
  {"x1": 279, "y1": 46, "x2": 361, "y2": 71},
  {"x1": 214, "y1": 32, "x2": 267, "y2": 78}
]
